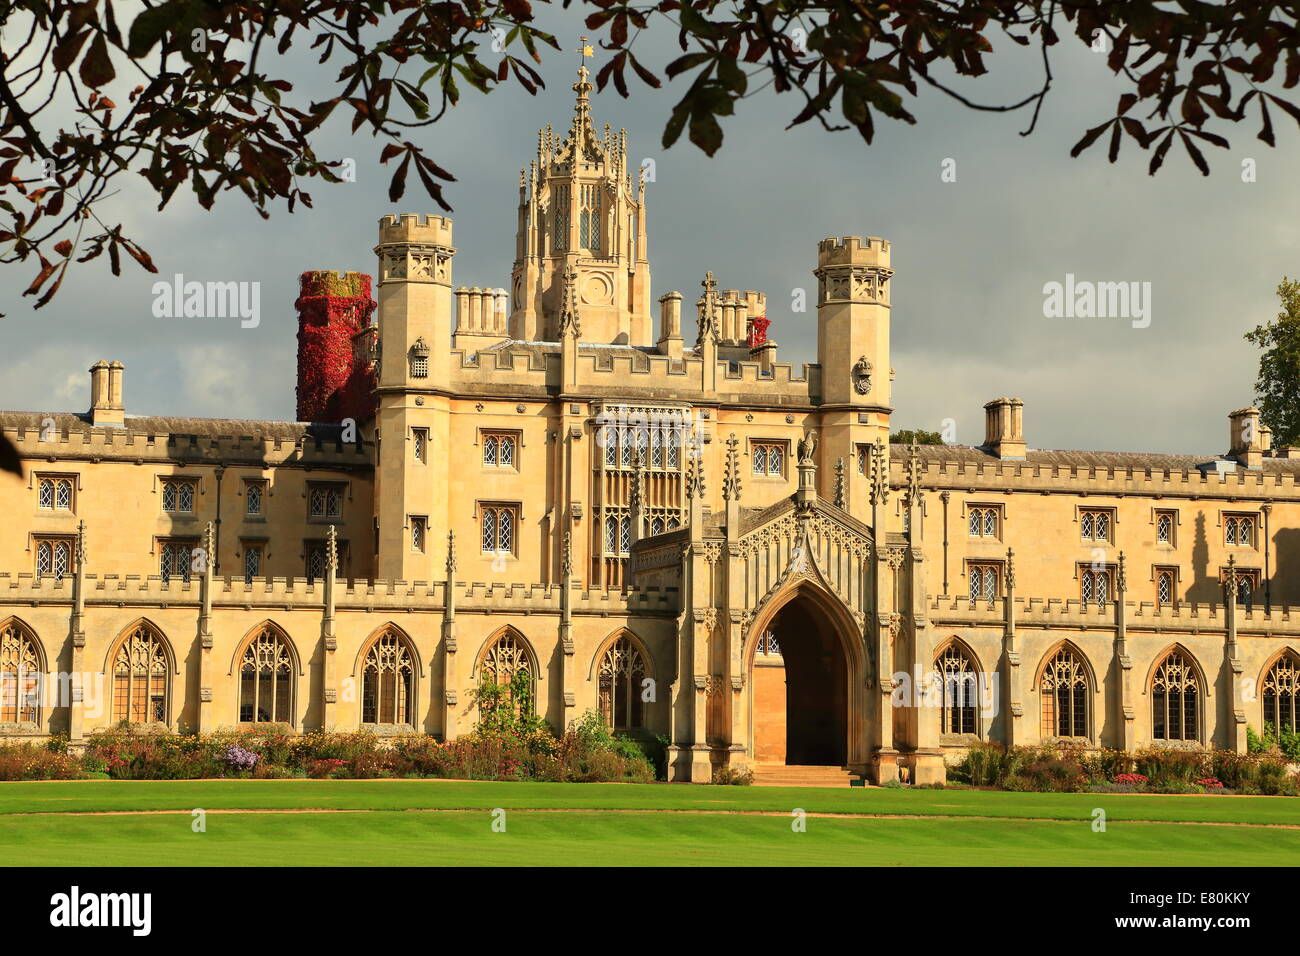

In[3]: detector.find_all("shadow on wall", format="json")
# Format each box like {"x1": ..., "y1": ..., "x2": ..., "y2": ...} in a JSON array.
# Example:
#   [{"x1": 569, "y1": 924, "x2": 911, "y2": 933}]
[{"x1": 1271, "y1": 527, "x2": 1300, "y2": 608}]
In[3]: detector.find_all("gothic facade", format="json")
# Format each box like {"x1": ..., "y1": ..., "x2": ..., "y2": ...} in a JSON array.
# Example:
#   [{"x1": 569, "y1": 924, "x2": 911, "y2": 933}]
[{"x1": 2, "y1": 66, "x2": 1299, "y2": 783}]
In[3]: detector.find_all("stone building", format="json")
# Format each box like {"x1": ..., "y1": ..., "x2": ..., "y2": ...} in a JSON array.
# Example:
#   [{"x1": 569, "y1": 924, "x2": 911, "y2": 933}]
[{"x1": 1, "y1": 65, "x2": 1298, "y2": 784}]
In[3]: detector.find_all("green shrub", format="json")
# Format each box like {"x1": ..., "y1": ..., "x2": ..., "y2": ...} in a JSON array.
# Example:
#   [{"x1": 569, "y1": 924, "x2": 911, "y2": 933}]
[
  {"x1": 0, "y1": 743, "x2": 83, "y2": 780},
  {"x1": 711, "y1": 765, "x2": 754, "y2": 785}
]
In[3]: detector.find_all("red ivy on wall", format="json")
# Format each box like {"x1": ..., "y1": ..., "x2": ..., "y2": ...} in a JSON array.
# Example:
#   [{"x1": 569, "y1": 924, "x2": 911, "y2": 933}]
[
  {"x1": 748, "y1": 315, "x2": 771, "y2": 348},
  {"x1": 295, "y1": 271, "x2": 377, "y2": 423}
]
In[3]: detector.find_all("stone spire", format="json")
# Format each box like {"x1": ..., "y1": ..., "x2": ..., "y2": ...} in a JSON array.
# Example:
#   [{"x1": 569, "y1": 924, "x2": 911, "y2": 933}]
[
  {"x1": 697, "y1": 271, "x2": 721, "y2": 346},
  {"x1": 722, "y1": 433, "x2": 742, "y2": 502}
]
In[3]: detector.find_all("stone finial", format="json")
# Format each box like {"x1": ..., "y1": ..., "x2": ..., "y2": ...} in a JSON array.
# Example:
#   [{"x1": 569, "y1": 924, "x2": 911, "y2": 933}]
[
  {"x1": 686, "y1": 457, "x2": 706, "y2": 499},
  {"x1": 834, "y1": 457, "x2": 845, "y2": 508},
  {"x1": 869, "y1": 437, "x2": 890, "y2": 506},
  {"x1": 1006, "y1": 547, "x2": 1016, "y2": 590},
  {"x1": 558, "y1": 267, "x2": 581, "y2": 338},
  {"x1": 722, "y1": 433, "x2": 742, "y2": 502},
  {"x1": 76, "y1": 520, "x2": 87, "y2": 566},
  {"x1": 326, "y1": 524, "x2": 338, "y2": 572},
  {"x1": 629, "y1": 450, "x2": 644, "y2": 509},
  {"x1": 1117, "y1": 550, "x2": 1126, "y2": 593},
  {"x1": 445, "y1": 530, "x2": 457, "y2": 575},
  {"x1": 696, "y1": 271, "x2": 720, "y2": 346},
  {"x1": 561, "y1": 531, "x2": 573, "y2": 578},
  {"x1": 904, "y1": 442, "x2": 924, "y2": 507}
]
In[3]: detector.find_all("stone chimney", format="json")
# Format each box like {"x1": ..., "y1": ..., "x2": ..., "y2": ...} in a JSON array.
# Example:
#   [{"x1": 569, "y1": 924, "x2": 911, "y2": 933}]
[
  {"x1": 657, "y1": 291, "x2": 683, "y2": 360},
  {"x1": 982, "y1": 397, "x2": 1025, "y2": 459},
  {"x1": 89, "y1": 360, "x2": 125, "y2": 427},
  {"x1": 1228, "y1": 407, "x2": 1263, "y2": 468}
]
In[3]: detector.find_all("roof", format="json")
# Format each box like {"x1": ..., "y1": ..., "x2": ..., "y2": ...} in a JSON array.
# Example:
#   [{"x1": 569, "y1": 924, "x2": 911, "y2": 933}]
[
  {"x1": 0, "y1": 410, "x2": 346, "y2": 442},
  {"x1": 893, "y1": 442, "x2": 1300, "y2": 474}
]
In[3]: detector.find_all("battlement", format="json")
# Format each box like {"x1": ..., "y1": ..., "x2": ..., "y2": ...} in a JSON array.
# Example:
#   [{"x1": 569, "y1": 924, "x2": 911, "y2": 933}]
[
  {"x1": 0, "y1": 572, "x2": 680, "y2": 616},
  {"x1": 894, "y1": 450, "x2": 1300, "y2": 500},
  {"x1": 2, "y1": 418, "x2": 372, "y2": 469},
  {"x1": 377, "y1": 213, "x2": 454, "y2": 246},
  {"x1": 928, "y1": 593, "x2": 1300, "y2": 633},
  {"x1": 450, "y1": 344, "x2": 819, "y2": 404},
  {"x1": 817, "y1": 235, "x2": 891, "y2": 268}
]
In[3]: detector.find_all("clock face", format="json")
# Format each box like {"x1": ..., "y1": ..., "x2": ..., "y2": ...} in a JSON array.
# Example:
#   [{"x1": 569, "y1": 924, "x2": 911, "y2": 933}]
[{"x1": 581, "y1": 271, "x2": 614, "y2": 305}]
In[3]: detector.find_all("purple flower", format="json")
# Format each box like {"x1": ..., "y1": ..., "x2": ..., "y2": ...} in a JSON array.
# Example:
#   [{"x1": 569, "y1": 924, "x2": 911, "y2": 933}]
[{"x1": 224, "y1": 744, "x2": 260, "y2": 771}]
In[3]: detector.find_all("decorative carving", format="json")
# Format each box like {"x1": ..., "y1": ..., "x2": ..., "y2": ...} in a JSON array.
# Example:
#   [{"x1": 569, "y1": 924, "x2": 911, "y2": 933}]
[
  {"x1": 869, "y1": 437, "x2": 890, "y2": 506},
  {"x1": 834, "y1": 457, "x2": 846, "y2": 508},
  {"x1": 686, "y1": 457, "x2": 706, "y2": 499},
  {"x1": 697, "y1": 271, "x2": 720, "y2": 345},
  {"x1": 722, "y1": 433, "x2": 742, "y2": 502},
  {"x1": 558, "y1": 267, "x2": 582, "y2": 338},
  {"x1": 853, "y1": 355, "x2": 873, "y2": 395},
  {"x1": 797, "y1": 431, "x2": 818, "y2": 464},
  {"x1": 446, "y1": 530, "x2": 457, "y2": 575}
]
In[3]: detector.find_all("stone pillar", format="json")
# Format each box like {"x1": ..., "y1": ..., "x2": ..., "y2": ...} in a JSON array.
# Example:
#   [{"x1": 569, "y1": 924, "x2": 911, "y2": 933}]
[
  {"x1": 320, "y1": 525, "x2": 338, "y2": 731},
  {"x1": 67, "y1": 522, "x2": 87, "y2": 742},
  {"x1": 1001, "y1": 547, "x2": 1024, "y2": 747},
  {"x1": 442, "y1": 531, "x2": 458, "y2": 740},
  {"x1": 197, "y1": 522, "x2": 215, "y2": 733},
  {"x1": 559, "y1": 531, "x2": 577, "y2": 729},
  {"x1": 1224, "y1": 556, "x2": 1247, "y2": 751},
  {"x1": 1113, "y1": 552, "x2": 1136, "y2": 751}
]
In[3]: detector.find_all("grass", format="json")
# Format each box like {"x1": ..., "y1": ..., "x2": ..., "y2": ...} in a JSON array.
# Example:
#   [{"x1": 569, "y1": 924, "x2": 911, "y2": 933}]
[{"x1": 1, "y1": 780, "x2": 1297, "y2": 866}]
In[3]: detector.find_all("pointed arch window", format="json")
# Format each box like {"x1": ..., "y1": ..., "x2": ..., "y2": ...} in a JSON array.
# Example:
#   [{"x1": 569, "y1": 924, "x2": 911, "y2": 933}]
[
  {"x1": 0, "y1": 622, "x2": 41, "y2": 724},
  {"x1": 1040, "y1": 646, "x2": 1089, "y2": 739},
  {"x1": 599, "y1": 635, "x2": 647, "y2": 730},
  {"x1": 239, "y1": 627, "x2": 295, "y2": 724},
  {"x1": 579, "y1": 183, "x2": 602, "y2": 250},
  {"x1": 479, "y1": 631, "x2": 535, "y2": 715},
  {"x1": 362, "y1": 630, "x2": 415, "y2": 725},
  {"x1": 937, "y1": 643, "x2": 978, "y2": 736},
  {"x1": 1264, "y1": 653, "x2": 1300, "y2": 733},
  {"x1": 112, "y1": 625, "x2": 170, "y2": 724},
  {"x1": 1152, "y1": 649, "x2": 1200, "y2": 742}
]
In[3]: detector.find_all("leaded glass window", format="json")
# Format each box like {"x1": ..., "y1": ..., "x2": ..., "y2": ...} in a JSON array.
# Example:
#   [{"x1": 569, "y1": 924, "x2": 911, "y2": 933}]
[
  {"x1": 362, "y1": 631, "x2": 415, "y2": 725},
  {"x1": 481, "y1": 506, "x2": 514, "y2": 554},
  {"x1": 480, "y1": 631, "x2": 534, "y2": 716},
  {"x1": 1264, "y1": 654, "x2": 1300, "y2": 733},
  {"x1": 308, "y1": 484, "x2": 343, "y2": 519},
  {"x1": 605, "y1": 513, "x2": 630, "y2": 555},
  {"x1": 1225, "y1": 515, "x2": 1256, "y2": 547},
  {"x1": 1080, "y1": 509, "x2": 1110, "y2": 542},
  {"x1": 482, "y1": 432, "x2": 515, "y2": 467},
  {"x1": 412, "y1": 429, "x2": 427, "y2": 464},
  {"x1": 1156, "y1": 568, "x2": 1174, "y2": 606},
  {"x1": 161, "y1": 479, "x2": 196, "y2": 513},
  {"x1": 752, "y1": 442, "x2": 784, "y2": 477},
  {"x1": 239, "y1": 627, "x2": 294, "y2": 724},
  {"x1": 1156, "y1": 511, "x2": 1174, "y2": 545},
  {"x1": 411, "y1": 516, "x2": 426, "y2": 552},
  {"x1": 112, "y1": 625, "x2": 170, "y2": 724},
  {"x1": 1081, "y1": 567, "x2": 1110, "y2": 607},
  {"x1": 968, "y1": 506, "x2": 998, "y2": 538},
  {"x1": 937, "y1": 643, "x2": 978, "y2": 735},
  {"x1": 34, "y1": 539, "x2": 72, "y2": 580},
  {"x1": 243, "y1": 545, "x2": 262, "y2": 584},
  {"x1": 245, "y1": 482, "x2": 264, "y2": 516},
  {"x1": 306, "y1": 546, "x2": 327, "y2": 583},
  {"x1": 599, "y1": 635, "x2": 647, "y2": 730},
  {"x1": 160, "y1": 541, "x2": 193, "y2": 584},
  {"x1": 0, "y1": 621, "x2": 41, "y2": 724},
  {"x1": 38, "y1": 477, "x2": 73, "y2": 511},
  {"x1": 1152, "y1": 649, "x2": 1199, "y2": 741},
  {"x1": 968, "y1": 564, "x2": 998, "y2": 605},
  {"x1": 1040, "y1": 646, "x2": 1089, "y2": 739}
]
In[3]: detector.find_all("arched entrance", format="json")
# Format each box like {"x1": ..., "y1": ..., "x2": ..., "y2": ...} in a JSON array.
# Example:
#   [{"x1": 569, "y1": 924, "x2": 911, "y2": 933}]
[{"x1": 749, "y1": 589, "x2": 852, "y2": 767}]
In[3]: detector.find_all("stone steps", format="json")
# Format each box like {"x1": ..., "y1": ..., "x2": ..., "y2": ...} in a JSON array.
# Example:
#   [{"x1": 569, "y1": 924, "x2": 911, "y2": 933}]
[{"x1": 750, "y1": 764, "x2": 863, "y2": 788}]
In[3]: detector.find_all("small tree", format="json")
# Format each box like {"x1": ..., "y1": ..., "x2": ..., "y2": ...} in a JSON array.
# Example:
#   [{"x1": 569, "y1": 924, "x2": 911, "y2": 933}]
[
  {"x1": 891, "y1": 428, "x2": 945, "y2": 446},
  {"x1": 1245, "y1": 278, "x2": 1300, "y2": 448}
]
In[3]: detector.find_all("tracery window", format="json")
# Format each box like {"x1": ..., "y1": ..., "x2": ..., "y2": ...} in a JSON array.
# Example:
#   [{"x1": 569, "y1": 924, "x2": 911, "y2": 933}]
[
  {"x1": 1080, "y1": 566, "x2": 1111, "y2": 608},
  {"x1": 244, "y1": 480, "x2": 265, "y2": 516},
  {"x1": 161, "y1": 478, "x2": 196, "y2": 514},
  {"x1": 411, "y1": 516, "x2": 427, "y2": 553},
  {"x1": 967, "y1": 562, "x2": 999, "y2": 605},
  {"x1": 752, "y1": 442, "x2": 785, "y2": 477},
  {"x1": 755, "y1": 630, "x2": 781, "y2": 656},
  {"x1": 1155, "y1": 510, "x2": 1175, "y2": 546},
  {"x1": 361, "y1": 630, "x2": 415, "y2": 725},
  {"x1": 0, "y1": 621, "x2": 41, "y2": 724},
  {"x1": 1079, "y1": 508, "x2": 1112, "y2": 543},
  {"x1": 599, "y1": 635, "x2": 647, "y2": 730},
  {"x1": 159, "y1": 540, "x2": 195, "y2": 584},
  {"x1": 937, "y1": 643, "x2": 978, "y2": 736},
  {"x1": 412, "y1": 428, "x2": 428, "y2": 464},
  {"x1": 239, "y1": 627, "x2": 294, "y2": 724},
  {"x1": 479, "y1": 631, "x2": 534, "y2": 715},
  {"x1": 1155, "y1": 567, "x2": 1176, "y2": 607},
  {"x1": 1040, "y1": 646, "x2": 1089, "y2": 739},
  {"x1": 968, "y1": 506, "x2": 998, "y2": 538},
  {"x1": 1224, "y1": 514, "x2": 1256, "y2": 548},
  {"x1": 1151, "y1": 649, "x2": 1199, "y2": 742},
  {"x1": 481, "y1": 505, "x2": 516, "y2": 554},
  {"x1": 37, "y1": 477, "x2": 74, "y2": 512},
  {"x1": 308, "y1": 483, "x2": 344, "y2": 519},
  {"x1": 243, "y1": 544, "x2": 262, "y2": 584},
  {"x1": 482, "y1": 432, "x2": 516, "y2": 468},
  {"x1": 579, "y1": 183, "x2": 602, "y2": 250},
  {"x1": 112, "y1": 625, "x2": 170, "y2": 724},
  {"x1": 1263, "y1": 653, "x2": 1300, "y2": 733},
  {"x1": 34, "y1": 537, "x2": 73, "y2": 581},
  {"x1": 605, "y1": 512, "x2": 631, "y2": 556}
]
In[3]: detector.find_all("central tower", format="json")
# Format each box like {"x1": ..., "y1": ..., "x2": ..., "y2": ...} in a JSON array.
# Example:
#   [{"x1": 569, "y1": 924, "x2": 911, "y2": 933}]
[{"x1": 510, "y1": 59, "x2": 651, "y2": 344}]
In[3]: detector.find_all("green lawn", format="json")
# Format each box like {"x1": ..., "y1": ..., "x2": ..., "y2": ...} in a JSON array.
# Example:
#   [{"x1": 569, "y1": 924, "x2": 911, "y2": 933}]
[{"x1": 0, "y1": 780, "x2": 1296, "y2": 866}]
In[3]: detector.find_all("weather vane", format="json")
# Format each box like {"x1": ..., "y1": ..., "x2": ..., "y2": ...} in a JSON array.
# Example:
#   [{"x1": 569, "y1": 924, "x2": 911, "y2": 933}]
[{"x1": 578, "y1": 36, "x2": 594, "y2": 63}]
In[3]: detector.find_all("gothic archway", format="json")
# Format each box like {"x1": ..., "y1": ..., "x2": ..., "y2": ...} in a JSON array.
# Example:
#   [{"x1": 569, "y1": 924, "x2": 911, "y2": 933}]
[{"x1": 744, "y1": 581, "x2": 866, "y2": 769}]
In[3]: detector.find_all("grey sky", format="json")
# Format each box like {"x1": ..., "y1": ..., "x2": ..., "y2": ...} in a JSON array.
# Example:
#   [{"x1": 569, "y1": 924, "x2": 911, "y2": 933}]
[{"x1": 2, "y1": 8, "x2": 1295, "y2": 456}]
